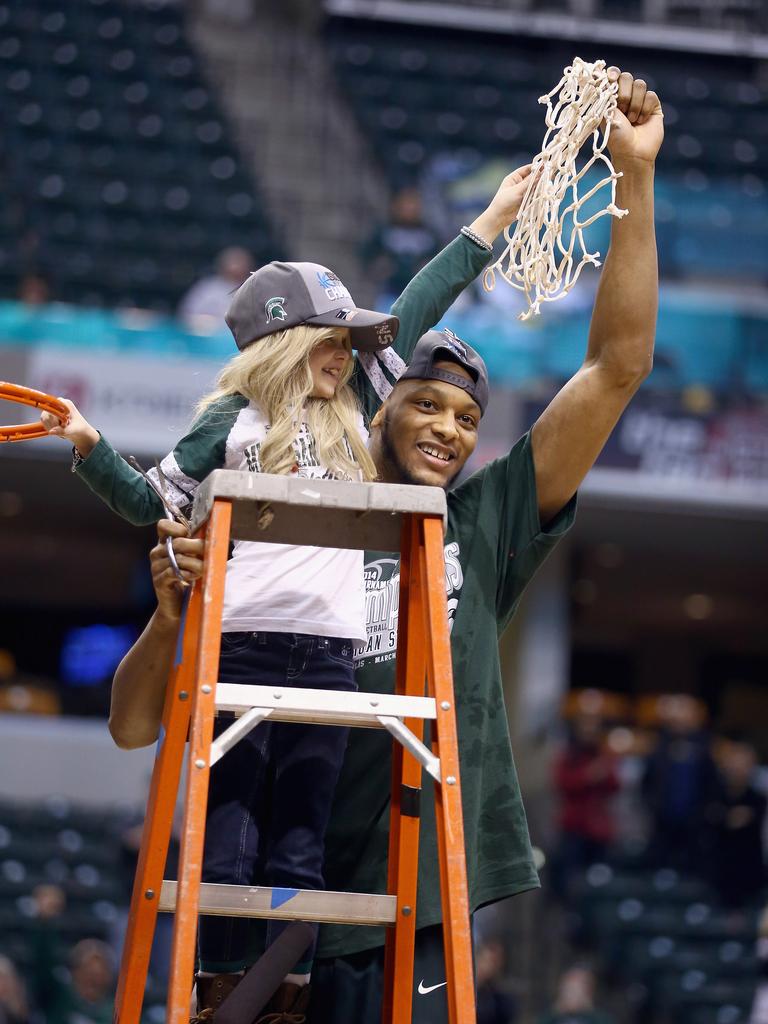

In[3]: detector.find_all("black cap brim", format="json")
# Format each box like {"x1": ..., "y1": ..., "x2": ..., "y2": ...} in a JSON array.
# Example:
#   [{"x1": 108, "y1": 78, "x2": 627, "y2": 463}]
[{"x1": 304, "y1": 307, "x2": 399, "y2": 352}]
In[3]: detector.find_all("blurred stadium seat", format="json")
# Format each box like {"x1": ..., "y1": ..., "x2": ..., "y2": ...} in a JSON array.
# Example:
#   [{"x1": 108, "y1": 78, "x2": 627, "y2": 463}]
[
  {"x1": 0, "y1": 0, "x2": 275, "y2": 310},
  {"x1": 570, "y1": 855, "x2": 762, "y2": 1021},
  {"x1": 327, "y1": 19, "x2": 768, "y2": 286}
]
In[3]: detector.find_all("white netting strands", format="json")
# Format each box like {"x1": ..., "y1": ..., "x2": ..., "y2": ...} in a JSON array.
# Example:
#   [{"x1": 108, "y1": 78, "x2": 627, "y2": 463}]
[{"x1": 484, "y1": 58, "x2": 628, "y2": 320}]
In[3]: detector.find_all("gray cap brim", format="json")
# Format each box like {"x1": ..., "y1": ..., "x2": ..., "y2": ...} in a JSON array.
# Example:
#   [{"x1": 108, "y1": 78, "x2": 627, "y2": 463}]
[{"x1": 304, "y1": 307, "x2": 399, "y2": 353}]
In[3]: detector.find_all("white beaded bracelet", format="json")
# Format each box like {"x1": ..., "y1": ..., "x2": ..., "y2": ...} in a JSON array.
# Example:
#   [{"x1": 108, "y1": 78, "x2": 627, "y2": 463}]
[{"x1": 460, "y1": 225, "x2": 493, "y2": 252}]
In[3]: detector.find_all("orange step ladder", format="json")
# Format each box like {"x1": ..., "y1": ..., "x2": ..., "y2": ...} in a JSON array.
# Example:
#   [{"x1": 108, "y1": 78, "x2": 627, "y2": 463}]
[{"x1": 113, "y1": 471, "x2": 476, "y2": 1024}]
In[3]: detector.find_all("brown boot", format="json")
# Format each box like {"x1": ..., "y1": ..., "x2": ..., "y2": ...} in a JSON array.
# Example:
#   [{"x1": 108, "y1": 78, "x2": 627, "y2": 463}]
[
  {"x1": 254, "y1": 981, "x2": 311, "y2": 1024},
  {"x1": 191, "y1": 973, "x2": 243, "y2": 1022}
]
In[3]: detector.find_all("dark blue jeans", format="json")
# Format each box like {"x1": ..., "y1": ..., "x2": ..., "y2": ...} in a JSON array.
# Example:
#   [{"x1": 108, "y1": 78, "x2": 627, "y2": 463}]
[{"x1": 199, "y1": 631, "x2": 356, "y2": 974}]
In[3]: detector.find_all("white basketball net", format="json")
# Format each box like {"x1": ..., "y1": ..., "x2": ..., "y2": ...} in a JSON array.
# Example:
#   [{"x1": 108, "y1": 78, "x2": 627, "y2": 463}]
[{"x1": 484, "y1": 57, "x2": 628, "y2": 321}]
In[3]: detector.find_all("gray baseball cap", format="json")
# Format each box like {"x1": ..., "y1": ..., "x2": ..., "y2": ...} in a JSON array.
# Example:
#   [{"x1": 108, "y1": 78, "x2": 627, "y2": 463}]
[
  {"x1": 225, "y1": 261, "x2": 399, "y2": 353},
  {"x1": 399, "y1": 328, "x2": 489, "y2": 415}
]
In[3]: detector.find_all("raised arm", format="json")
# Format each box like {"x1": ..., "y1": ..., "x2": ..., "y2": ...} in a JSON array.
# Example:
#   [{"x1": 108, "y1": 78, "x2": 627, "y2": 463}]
[
  {"x1": 354, "y1": 167, "x2": 533, "y2": 418},
  {"x1": 531, "y1": 69, "x2": 663, "y2": 524},
  {"x1": 390, "y1": 165, "x2": 534, "y2": 363},
  {"x1": 109, "y1": 521, "x2": 204, "y2": 749}
]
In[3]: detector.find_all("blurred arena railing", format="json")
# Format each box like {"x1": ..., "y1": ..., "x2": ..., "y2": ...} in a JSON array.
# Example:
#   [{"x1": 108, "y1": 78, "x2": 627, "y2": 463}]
[
  {"x1": 325, "y1": 0, "x2": 768, "y2": 40},
  {"x1": 1, "y1": 285, "x2": 766, "y2": 392}
]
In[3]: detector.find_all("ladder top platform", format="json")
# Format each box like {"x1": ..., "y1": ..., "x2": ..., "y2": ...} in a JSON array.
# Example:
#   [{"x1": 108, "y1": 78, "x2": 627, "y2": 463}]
[{"x1": 191, "y1": 470, "x2": 447, "y2": 550}]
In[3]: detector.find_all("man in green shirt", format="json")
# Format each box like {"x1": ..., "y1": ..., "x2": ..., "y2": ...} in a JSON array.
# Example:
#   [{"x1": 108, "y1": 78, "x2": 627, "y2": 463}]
[
  {"x1": 108, "y1": 67, "x2": 662, "y2": 1024},
  {"x1": 310, "y1": 68, "x2": 662, "y2": 1023}
]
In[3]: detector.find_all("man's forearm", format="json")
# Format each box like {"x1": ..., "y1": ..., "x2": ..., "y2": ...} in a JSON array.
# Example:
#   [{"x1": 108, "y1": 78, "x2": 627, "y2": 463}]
[
  {"x1": 585, "y1": 160, "x2": 657, "y2": 383},
  {"x1": 109, "y1": 608, "x2": 179, "y2": 749}
]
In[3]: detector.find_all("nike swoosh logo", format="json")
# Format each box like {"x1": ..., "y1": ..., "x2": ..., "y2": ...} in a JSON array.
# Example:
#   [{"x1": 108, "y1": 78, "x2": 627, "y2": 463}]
[{"x1": 418, "y1": 981, "x2": 448, "y2": 996}]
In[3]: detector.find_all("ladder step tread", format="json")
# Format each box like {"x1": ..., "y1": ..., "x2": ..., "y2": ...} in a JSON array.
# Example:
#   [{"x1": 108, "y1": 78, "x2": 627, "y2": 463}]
[
  {"x1": 215, "y1": 683, "x2": 436, "y2": 728},
  {"x1": 191, "y1": 471, "x2": 446, "y2": 550},
  {"x1": 158, "y1": 880, "x2": 396, "y2": 926},
  {"x1": 194, "y1": 471, "x2": 446, "y2": 518}
]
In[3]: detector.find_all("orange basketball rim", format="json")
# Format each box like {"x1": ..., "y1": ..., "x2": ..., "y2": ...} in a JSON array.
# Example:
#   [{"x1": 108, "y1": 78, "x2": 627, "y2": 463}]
[{"x1": 0, "y1": 382, "x2": 69, "y2": 442}]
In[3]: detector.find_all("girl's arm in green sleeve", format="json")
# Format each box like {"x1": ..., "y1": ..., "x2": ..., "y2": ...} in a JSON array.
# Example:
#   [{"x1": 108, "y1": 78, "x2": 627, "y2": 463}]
[
  {"x1": 73, "y1": 395, "x2": 248, "y2": 526},
  {"x1": 352, "y1": 234, "x2": 491, "y2": 421},
  {"x1": 389, "y1": 233, "x2": 493, "y2": 365},
  {"x1": 353, "y1": 163, "x2": 534, "y2": 419},
  {"x1": 74, "y1": 434, "x2": 166, "y2": 525}
]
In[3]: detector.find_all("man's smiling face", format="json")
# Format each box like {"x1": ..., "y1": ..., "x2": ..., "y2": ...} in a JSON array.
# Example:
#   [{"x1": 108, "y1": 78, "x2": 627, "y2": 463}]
[{"x1": 371, "y1": 360, "x2": 481, "y2": 488}]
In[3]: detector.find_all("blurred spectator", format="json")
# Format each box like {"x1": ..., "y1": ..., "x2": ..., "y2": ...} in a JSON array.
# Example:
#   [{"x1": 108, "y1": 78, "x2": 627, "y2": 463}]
[
  {"x1": 537, "y1": 965, "x2": 615, "y2": 1024},
  {"x1": 17, "y1": 274, "x2": 50, "y2": 308},
  {"x1": 749, "y1": 904, "x2": 768, "y2": 1024},
  {"x1": 0, "y1": 650, "x2": 14, "y2": 679},
  {"x1": 705, "y1": 736, "x2": 766, "y2": 909},
  {"x1": 35, "y1": 939, "x2": 115, "y2": 1024},
  {"x1": 178, "y1": 246, "x2": 252, "y2": 328},
  {"x1": 28, "y1": 885, "x2": 115, "y2": 1023},
  {"x1": 110, "y1": 814, "x2": 179, "y2": 987},
  {"x1": 360, "y1": 187, "x2": 441, "y2": 307},
  {"x1": 0, "y1": 649, "x2": 60, "y2": 716},
  {"x1": 641, "y1": 695, "x2": 716, "y2": 872},
  {"x1": 32, "y1": 883, "x2": 65, "y2": 922},
  {"x1": 476, "y1": 939, "x2": 517, "y2": 1024},
  {"x1": 0, "y1": 651, "x2": 60, "y2": 716},
  {"x1": 550, "y1": 710, "x2": 620, "y2": 901},
  {"x1": 0, "y1": 956, "x2": 31, "y2": 1024}
]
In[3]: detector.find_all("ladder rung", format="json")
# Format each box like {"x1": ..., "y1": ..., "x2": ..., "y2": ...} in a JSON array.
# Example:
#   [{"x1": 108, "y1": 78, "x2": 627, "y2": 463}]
[
  {"x1": 158, "y1": 880, "x2": 397, "y2": 926},
  {"x1": 215, "y1": 683, "x2": 436, "y2": 728}
]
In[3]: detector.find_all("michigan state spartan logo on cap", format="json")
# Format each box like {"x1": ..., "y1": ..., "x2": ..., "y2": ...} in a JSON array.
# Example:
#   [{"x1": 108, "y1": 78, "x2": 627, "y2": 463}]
[{"x1": 264, "y1": 296, "x2": 287, "y2": 324}]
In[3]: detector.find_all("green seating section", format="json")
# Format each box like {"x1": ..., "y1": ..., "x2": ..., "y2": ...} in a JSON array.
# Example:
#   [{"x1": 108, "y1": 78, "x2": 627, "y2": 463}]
[
  {"x1": 0, "y1": 796, "x2": 168, "y2": 1015},
  {"x1": 572, "y1": 862, "x2": 762, "y2": 1022},
  {"x1": 0, "y1": 0, "x2": 275, "y2": 309},
  {"x1": 327, "y1": 18, "x2": 768, "y2": 282}
]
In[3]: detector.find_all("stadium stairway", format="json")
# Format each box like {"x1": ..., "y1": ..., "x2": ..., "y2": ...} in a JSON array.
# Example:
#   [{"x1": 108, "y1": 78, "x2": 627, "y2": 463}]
[{"x1": 187, "y1": 5, "x2": 390, "y2": 306}]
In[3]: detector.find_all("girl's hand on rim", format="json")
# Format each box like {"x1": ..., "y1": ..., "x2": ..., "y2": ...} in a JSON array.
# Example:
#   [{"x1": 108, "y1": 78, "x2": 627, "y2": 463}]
[{"x1": 40, "y1": 397, "x2": 100, "y2": 457}]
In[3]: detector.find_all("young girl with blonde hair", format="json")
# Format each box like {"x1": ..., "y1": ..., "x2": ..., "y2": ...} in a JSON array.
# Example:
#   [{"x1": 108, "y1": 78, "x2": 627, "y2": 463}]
[
  {"x1": 41, "y1": 163, "x2": 533, "y2": 1022},
  {"x1": 44, "y1": 259, "x2": 403, "y2": 1021}
]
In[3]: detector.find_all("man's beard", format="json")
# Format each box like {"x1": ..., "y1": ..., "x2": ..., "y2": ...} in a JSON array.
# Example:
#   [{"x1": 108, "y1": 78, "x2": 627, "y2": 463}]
[{"x1": 379, "y1": 409, "x2": 460, "y2": 490}]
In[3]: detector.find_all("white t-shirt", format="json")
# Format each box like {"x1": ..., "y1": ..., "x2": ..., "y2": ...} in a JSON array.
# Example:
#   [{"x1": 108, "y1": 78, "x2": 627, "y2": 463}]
[{"x1": 220, "y1": 401, "x2": 367, "y2": 642}]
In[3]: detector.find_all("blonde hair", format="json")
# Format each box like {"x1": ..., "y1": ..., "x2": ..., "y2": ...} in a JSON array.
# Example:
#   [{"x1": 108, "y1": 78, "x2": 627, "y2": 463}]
[{"x1": 197, "y1": 324, "x2": 376, "y2": 481}]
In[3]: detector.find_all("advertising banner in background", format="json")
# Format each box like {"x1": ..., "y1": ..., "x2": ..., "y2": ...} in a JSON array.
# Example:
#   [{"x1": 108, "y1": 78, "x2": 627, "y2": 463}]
[
  {"x1": 5, "y1": 341, "x2": 768, "y2": 510},
  {"x1": 521, "y1": 393, "x2": 768, "y2": 511},
  {"x1": 523, "y1": 394, "x2": 768, "y2": 485},
  {"x1": 7, "y1": 347, "x2": 218, "y2": 454}
]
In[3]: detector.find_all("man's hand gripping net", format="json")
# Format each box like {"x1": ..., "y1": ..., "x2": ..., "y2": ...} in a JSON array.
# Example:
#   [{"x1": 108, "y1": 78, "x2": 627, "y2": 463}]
[{"x1": 484, "y1": 58, "x2": 627, "y2": 320}]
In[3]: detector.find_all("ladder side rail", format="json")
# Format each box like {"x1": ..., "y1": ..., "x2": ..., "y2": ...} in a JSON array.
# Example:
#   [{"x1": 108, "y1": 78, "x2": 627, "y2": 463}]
[
  {"x1": 382, "y1": 514, "x2": 427, "y2": 1024},
  {"x1": 166, "y1": 498, "x2": 233, "y2": 1022},
  {"x1": 422, "y1": 515, "x2": 476, "y2": 1024},
  {"x1": 114, "y1": 585, "x2": 203, "y2": 1024}
]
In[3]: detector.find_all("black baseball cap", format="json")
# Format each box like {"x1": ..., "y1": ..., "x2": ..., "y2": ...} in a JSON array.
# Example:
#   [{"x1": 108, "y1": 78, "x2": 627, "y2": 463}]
[
  {"x1": 225, "y1": 261, "x2": 399, "y2": 353},
  {"x1": 399, "y1": 329, "x2": 489, "y2": 415}
]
